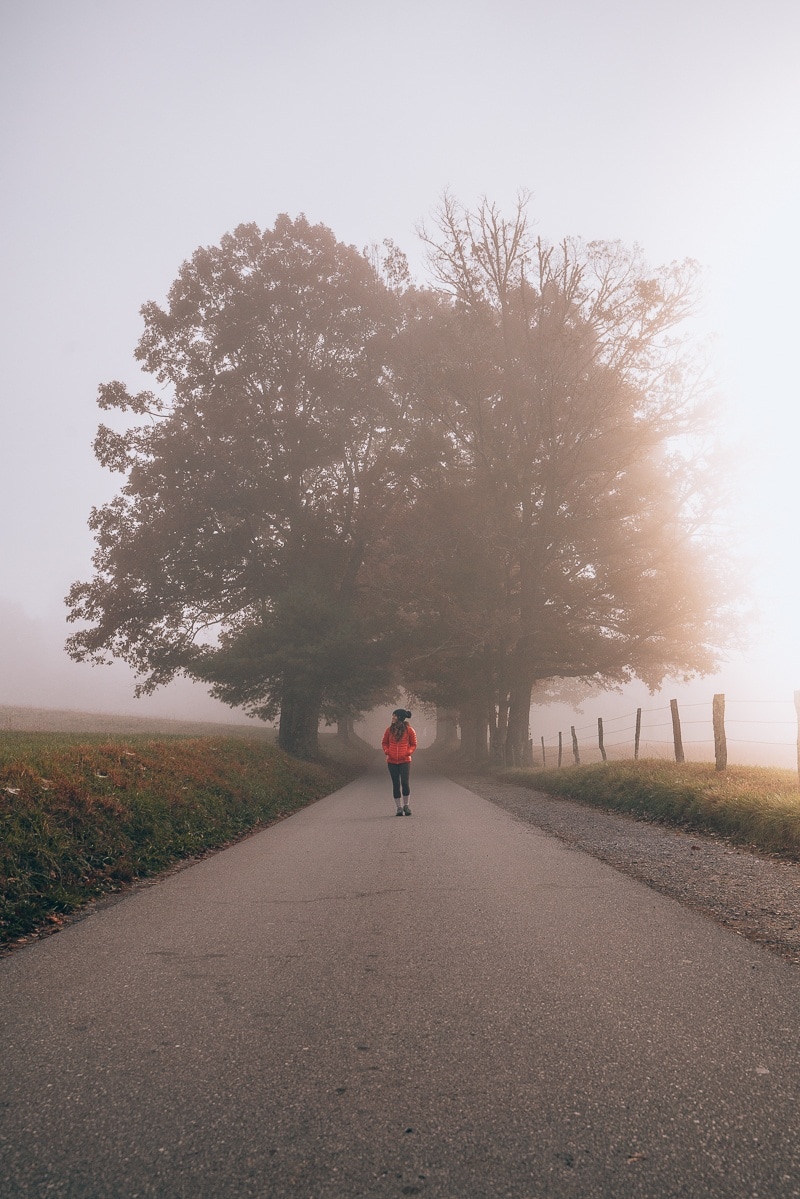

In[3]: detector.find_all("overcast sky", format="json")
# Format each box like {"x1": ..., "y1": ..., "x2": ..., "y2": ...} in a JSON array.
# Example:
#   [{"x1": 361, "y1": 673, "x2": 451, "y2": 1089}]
[{"x1": 1, "y1": 0, "x2": 799, "y2": 751}]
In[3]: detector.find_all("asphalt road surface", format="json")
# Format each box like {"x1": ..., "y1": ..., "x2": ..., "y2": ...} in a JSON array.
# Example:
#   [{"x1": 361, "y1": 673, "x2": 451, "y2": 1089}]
[{"x1": 2, "y1": 765, "x2": 799, "y2": 1199}]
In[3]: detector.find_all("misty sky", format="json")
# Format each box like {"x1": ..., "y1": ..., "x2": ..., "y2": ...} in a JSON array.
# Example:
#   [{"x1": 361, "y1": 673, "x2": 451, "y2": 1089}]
[{"x1": 1, "y1": 0, "x2": 799, "y2": 746}]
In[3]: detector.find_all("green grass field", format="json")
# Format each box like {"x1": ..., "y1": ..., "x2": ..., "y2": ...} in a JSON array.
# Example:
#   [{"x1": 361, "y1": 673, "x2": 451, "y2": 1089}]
[
  {"x1": 0, "y1": 729, "x2": 369, "y2": 947},
  {"x1": 500, "y1": 759, "x2": 800, "y2": 859}
]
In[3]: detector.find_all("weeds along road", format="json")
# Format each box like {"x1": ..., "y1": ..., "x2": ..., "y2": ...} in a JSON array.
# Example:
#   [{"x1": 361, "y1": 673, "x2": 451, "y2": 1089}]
[{"x1": 1, "y1": 764, "x2": 799, "y2": 1199}]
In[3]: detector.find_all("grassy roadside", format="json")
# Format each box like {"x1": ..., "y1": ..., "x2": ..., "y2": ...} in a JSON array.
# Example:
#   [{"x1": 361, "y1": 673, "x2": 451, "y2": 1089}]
[
  {"x1": 498, "y1": 760, "x2": 800, "y2": 859},
  {"x1": 0, "y1": 733, "x2": 368, "y2": 948}
]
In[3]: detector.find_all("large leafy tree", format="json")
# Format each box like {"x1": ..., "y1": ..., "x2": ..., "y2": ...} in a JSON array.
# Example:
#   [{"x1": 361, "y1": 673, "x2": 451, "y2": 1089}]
[
  {"x1": 405, "y1": 194, "x2": 729, "y2": 764},
  {"x1": 67, "y1": 201, "x2": 731, "y2": 764},
  {"x1": 66, "y1": 216, "x2": 420, "y2": 756}
]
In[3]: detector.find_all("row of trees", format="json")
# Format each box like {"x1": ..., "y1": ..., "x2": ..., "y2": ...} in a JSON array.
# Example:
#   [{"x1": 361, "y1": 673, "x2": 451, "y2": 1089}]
[{"x1": 66, "y1": 197, "x2": 731, "y2": 761}]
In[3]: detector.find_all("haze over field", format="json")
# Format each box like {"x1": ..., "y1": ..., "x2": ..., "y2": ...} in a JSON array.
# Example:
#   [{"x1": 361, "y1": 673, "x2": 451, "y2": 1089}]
[{"x1": 1, "y1": 0, "x2": 798, "y2": 762}]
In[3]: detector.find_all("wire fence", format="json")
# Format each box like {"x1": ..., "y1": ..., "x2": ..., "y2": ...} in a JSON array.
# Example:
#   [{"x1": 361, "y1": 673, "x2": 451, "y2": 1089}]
[{"x1": 531, "y1": 694, "x2": 800, "y2": 775}]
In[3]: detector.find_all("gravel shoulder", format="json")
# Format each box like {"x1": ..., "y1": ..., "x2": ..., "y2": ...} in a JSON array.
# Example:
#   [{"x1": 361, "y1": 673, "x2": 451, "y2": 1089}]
[{"x1": 455, "y1": 773, "x2": 800, "y2": 967}]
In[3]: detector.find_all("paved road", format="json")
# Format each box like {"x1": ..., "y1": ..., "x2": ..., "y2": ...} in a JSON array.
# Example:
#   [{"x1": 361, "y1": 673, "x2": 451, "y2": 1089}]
[{"x1": 1, "y1": 765, "x2": 799, "y2": 1199}]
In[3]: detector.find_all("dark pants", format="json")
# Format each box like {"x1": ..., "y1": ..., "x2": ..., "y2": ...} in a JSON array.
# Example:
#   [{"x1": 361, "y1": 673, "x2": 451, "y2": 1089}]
[{"x1": 387, "y1": 761, "x2": 410, "y2": 800}]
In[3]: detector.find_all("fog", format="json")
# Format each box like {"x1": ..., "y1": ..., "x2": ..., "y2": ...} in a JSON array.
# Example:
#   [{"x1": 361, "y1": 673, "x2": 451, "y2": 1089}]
[
  {"x1": 0, "y1": 598, "x2": 249, "y2": 725},
  {"x1": 1, "y1": 0, "x2": 799, "y2": 760}
]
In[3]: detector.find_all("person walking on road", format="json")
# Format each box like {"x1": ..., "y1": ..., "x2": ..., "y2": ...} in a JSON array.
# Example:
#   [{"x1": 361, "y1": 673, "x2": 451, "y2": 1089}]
[{"x1": 382, "y1": 708, "x2": 417, "y2": 816}]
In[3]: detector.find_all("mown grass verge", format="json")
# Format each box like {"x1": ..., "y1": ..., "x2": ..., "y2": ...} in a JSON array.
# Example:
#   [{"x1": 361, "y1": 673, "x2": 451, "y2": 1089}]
[
  {"x1": 498, "y1": 760, "x2": 800, "y2": 859},
  {"x1": 0, "y1": 733, "x2": 366, "y2": 947}
]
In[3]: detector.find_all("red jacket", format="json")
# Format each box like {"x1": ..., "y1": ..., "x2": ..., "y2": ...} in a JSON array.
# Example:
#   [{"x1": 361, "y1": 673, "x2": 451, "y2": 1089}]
[{"x1": 382, "y1": 724, "x2": 417, "y2": 764}]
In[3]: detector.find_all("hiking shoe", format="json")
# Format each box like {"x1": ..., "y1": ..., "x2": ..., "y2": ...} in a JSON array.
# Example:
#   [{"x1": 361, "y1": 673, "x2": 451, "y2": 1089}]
[
  {"x1": 403, "y1": 805, "x2": 412, "y2": 816},
  {"x1": 395, "y1": 808, "x2": 404, "y2": 816}
]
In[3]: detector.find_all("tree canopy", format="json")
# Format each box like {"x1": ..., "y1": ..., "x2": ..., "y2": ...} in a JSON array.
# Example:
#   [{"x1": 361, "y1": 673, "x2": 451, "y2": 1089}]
[
  {"x1": 67, "y1": 201, "x2": 732, "y2": 760},
  {"x1": 67, "y1": 216, "x2": 423, "y2": 755},
  {"x1": 402, "y1": 195, "x2": 728, "y2": 761}
]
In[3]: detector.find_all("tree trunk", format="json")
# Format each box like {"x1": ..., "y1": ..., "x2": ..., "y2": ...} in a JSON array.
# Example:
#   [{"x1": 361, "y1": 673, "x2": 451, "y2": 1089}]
[
  {"x1": 459, "y1": 703, "x2": 490, "y2": 767},
  {"x1": 336, "y1": 718, "x2": 354, "y2": 742},
  {"x1": 278, "y1": 685, "x2": 321, "y2": 758},
  {"x1": 488, "y1": 700, "x2": 505, "y2": 766},
  {"x1": 496, "y1": 690, "x2": 510, "y2": 764},
  {"x1": 433, "y1": 707, "x2": 460, "y2": 749},
  {"x1": 505, "y1": 669, "x2": 535, "y2": 767}
]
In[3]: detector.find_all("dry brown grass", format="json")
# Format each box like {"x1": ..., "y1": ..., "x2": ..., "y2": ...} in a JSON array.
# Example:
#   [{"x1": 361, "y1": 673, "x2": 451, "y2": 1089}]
[{"x1": 501, "y1": 759, "x2": 800, "y2": 858}]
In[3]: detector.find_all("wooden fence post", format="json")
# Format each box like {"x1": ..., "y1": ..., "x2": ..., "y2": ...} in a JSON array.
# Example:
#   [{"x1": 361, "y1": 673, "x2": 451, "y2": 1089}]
[
  {"x1": 571, "y1": 725, "x2": 580, "y2": 765},
  {"x1": 794, "y1": 692, "x2": 800, "y2": 787},
  {"x1": 541, "y1": 736, "x2": 546, "y2": 768},
  {"x1": 713, "y1": 693, "x2": 727, "y2": 771},
  {"x1": 598, "y1": 717, "x2": 607, "y2": 762},
  {"x1": 558, "y1": 731, "x2": 563, "y2": 767},
  {"x1": 634, "y1": 708, "x2": 642, "y2": 760},
  {"x1": 670, "y1": 699, "x2": 685, "y2": 763}
]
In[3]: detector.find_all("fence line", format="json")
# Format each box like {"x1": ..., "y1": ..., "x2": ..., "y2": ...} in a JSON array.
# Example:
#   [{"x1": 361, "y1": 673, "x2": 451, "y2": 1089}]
[{"x1": 530, "y1": 692, "x2": 800, "y2": 780}]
